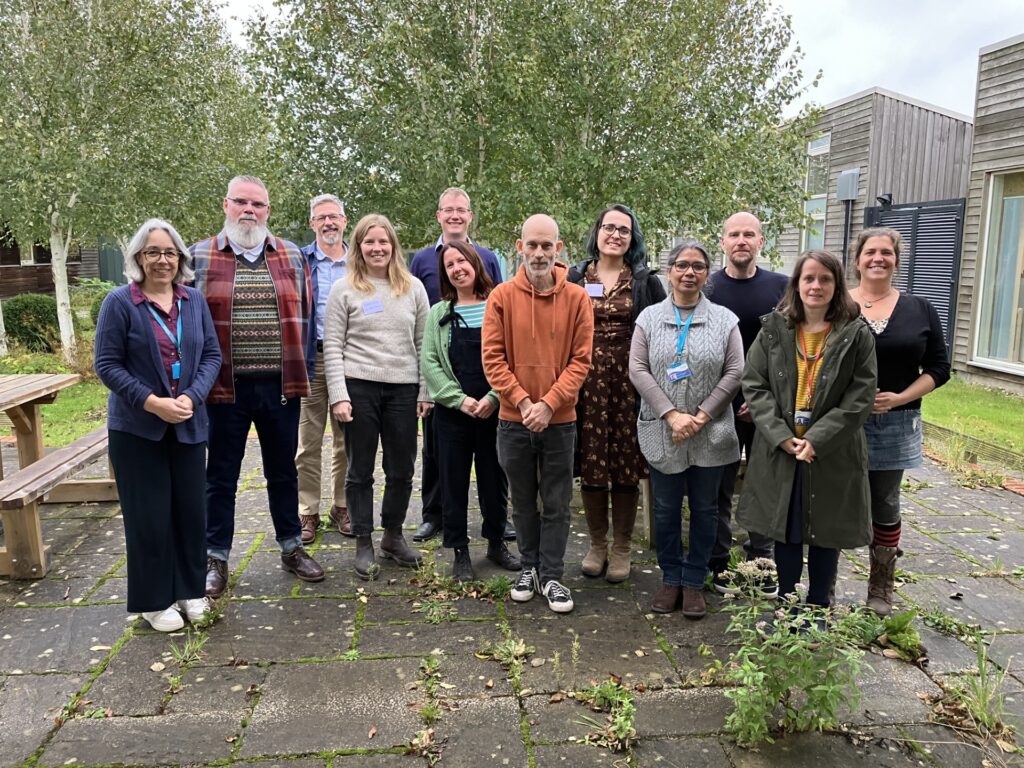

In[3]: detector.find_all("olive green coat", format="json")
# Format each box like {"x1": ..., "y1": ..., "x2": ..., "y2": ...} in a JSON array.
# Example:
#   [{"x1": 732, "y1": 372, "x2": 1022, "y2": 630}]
[{"x1": 736, "y1": 311, "x2": 877, "y2": 550}]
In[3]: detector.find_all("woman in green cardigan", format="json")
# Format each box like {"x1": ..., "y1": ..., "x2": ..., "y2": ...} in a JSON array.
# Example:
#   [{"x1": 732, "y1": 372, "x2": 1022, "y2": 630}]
[{"x1": 421, "y1": 241, "x2": 521, "y2": 580}]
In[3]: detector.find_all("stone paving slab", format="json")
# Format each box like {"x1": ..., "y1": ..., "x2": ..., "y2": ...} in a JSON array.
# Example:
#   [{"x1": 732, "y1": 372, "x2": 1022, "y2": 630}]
[
  {"x1": 357, "y1": 616, "x2": 500, "y2": 658},
  {"x1": 85, "y1": 631, "x2": 178, "y2": 716},
  {"x1": 899, "y1": 575, "x2": 1024, "y2": 632},
  {"x1": 0, "y1": 603, "x2": 128, "y2": 674},
  {"x1": 0, "y1": 672, "x2": 85, "y2": 768},
  {"x1": 429, "y1": 695, "x2": 529, "y2": 766}
]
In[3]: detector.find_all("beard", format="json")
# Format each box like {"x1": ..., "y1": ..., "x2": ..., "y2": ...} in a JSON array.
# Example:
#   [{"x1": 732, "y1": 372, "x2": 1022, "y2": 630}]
[{"x1": 224, "y1": 217, "x2": 269, "y2": 250}]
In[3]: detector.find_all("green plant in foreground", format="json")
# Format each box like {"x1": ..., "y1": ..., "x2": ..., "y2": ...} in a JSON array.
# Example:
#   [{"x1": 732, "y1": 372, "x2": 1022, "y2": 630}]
[
  {"x1": 169, "y1": 631, "x2": 208, "y2": 666},
  {"x1": 935, "y1": 640, "x2": 1016, "y2": 748},
  {"x1": 922, "y1": 608, "x2": 981, "y2": 643},
  {"x1": 575, "y1": 676, "x2": 637, "y2": 752},
  {"x1": 720, "y1": 599, "x2": 864, "y2": 747}
]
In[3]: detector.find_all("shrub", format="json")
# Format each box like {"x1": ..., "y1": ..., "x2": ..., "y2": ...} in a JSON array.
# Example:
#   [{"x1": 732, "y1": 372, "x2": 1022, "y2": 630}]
[
  {"x1": 4, "y1": 294, "x2": 62, "y2": 352},
  {"x1": 90, "y1": 294, "x2": 106, "y2": 327}
]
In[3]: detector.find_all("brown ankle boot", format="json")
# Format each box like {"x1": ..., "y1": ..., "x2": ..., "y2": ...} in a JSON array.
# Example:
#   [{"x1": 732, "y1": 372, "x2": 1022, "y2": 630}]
[
  {"x1": 380, "y1": 528, "x2": 423, "y2": 569},
  {"x1": 606, "y1": 490, "x2": 638, "y2": 583},
  {"x1": 866, "y1": 545, "x2": 898, "y2": 615},
  {"x1": 580, "y1": 489, "x2": 609, "y2": 577}
]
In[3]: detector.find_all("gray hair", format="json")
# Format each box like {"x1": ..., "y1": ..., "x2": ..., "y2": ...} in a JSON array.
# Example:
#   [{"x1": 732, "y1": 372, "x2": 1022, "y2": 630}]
[
  {"x1": 309, "y1": 194, "x2": 345, "y2": 219},
  {"x1": 225, "y1": 175, "x2": 268, "y2": 197},
  {"x1": 667, "y1": 239, "x2": 712, "y2": 269},
  {"x1": 438, "y1": 186, "x2": 471, "y2": 209},
  {"x1": 122, "y1": 218, "x2": 195, "y2": 285}
]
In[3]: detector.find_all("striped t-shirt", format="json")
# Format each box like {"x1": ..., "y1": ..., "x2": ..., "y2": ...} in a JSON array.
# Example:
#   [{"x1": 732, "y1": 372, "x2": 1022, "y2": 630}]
[{"x1": 452, "y1": 301, "x2": 486, "y2": 328}]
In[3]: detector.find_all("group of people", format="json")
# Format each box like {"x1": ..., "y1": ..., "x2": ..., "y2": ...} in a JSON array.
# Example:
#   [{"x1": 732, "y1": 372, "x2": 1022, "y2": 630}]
[{"x1": 94, "y1": 174, "x2": 949, "y2": 631}]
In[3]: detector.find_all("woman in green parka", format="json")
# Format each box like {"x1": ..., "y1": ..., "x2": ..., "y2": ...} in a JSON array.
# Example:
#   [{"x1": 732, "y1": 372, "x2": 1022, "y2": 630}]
[{"x1": 737, "y1": 250, "x2": 877, "y2": 608}]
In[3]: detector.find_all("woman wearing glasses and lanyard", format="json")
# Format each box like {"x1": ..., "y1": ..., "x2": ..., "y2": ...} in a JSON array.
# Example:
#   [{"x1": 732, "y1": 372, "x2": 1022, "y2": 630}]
[
  {"x1": 629, "y1": 240, "x2": 742, "y2": 619},
  {"x1": 95, "y1": 219, "x2": 221, "y2": 631},
  {"x1": 737, "y1": 250, "x2": 876, "y2": 612},
  {"x1": 568, "y1": 205, "x2": 665, "y2": 583}
]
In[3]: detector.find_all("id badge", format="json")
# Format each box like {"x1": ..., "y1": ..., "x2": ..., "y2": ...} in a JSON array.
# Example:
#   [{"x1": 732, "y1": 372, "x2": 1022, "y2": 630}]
[
  {"x1": 362, "y1": 299, "x2": 384, "y2": 315},
  {"x1": 171, "y1": 361, "x2": 181, "y2": 381},
  {"x1": 794, "y1": 410, "x2": 812, "y2": 429},
  {"x1": 586, "y1": 283, "x2": 604, "y2": 298},
  {"x1": 667, "y1": 360, "x2": 691, "y2": 381}
]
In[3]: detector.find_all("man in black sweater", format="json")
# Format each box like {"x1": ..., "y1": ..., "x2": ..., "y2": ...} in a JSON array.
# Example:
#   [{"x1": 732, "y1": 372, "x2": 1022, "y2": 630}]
[{"x1": 705, "y1": 212, "x2": 788, "y2": 596}]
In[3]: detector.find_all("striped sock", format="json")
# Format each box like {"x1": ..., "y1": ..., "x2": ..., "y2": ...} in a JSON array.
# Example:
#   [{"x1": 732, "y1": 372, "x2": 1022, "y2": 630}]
[{"x1": 872, "y1": 521, "x2": 901, "y2": 548}]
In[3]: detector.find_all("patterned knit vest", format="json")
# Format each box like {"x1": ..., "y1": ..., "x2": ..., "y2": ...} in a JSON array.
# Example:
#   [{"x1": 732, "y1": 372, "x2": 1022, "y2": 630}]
[{"x1": 231, "y1": 261, "x2": 283, "y2": 375}]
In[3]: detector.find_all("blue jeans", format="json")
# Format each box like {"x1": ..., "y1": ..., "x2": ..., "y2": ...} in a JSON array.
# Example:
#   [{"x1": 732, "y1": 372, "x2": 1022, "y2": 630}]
[
  {"x1": 206, "y1": 376, "x2": 303, "y2": 559},
  {"x1": 497, "y1": 420, "x2": 575, "y2": 585},
  {"x1": 650, "y1": 464, "x2": 724, "y2": 589}
]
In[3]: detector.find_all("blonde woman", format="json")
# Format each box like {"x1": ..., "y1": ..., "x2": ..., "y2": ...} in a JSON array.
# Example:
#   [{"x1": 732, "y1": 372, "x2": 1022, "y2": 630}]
[{"x1": 323, "y1": 214, "x2": 432, "y2": 579}]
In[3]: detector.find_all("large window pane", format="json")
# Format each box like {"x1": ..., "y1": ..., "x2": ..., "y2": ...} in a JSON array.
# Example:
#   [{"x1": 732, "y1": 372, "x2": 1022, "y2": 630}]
[
  {"x1": 807, "y1": 154, "x2": 829, "y2": 196},
  {"x1": 976, "y1": 171, "x2": 1024, "y2": 366}
]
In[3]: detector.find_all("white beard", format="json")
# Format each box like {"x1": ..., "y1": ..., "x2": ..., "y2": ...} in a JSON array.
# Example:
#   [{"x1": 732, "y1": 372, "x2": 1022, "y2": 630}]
[{"x1": 224, "y1": 218, "x2": 269, "y2": 250}]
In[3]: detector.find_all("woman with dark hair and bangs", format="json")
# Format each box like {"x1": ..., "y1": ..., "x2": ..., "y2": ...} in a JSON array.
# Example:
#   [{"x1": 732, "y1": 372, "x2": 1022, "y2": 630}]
[
  {"x1": 738, "y1": 249, "x2": 877, "y2": 612},
  {"x1": 568, "y1": 204, "x2": 666, "y2": 583},
  {"x1": 421, "y1": 240, "x2": 521, "y2": 581}
]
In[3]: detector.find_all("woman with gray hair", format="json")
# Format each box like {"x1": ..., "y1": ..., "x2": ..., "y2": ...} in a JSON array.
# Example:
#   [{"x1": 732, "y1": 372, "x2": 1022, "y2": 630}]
[
  {"x1": 628, "y1": 240, "x2": 743, "y2": 619},
  {"x1": 94, "y1": 219, "x2": 221, "y2": 631}
]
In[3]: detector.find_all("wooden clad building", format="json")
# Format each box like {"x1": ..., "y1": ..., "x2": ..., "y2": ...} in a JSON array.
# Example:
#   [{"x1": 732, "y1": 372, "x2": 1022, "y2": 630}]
[
  {"x1": 0, "y1": 239, "x2": 99, "y2": 300},
  {"x1": 776, "y1": 88, "x2": 973, "y2": 274},
  {"x1": 954, "y1": 33, "x2": 1024, "y2": 394}
]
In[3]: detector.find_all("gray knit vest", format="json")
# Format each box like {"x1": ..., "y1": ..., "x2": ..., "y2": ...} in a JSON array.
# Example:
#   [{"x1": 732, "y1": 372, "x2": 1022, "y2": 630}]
[{"x1": 634, "y1": 295, "x2": 740, "y2": 472}]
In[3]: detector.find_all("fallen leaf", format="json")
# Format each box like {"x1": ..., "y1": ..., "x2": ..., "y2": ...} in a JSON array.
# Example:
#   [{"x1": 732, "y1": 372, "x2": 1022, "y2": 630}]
[
  {"x1": 150, "y1": 662, "x2": 165, "y2": 672},
  {"x1": 438, "y1": 682, "x2": 456, "y2": 689},
  {"x1": 225, "y1": 735, "x2": 237, "y2": 743},
  {"x1": 485, "y1": 679, "x2": 494, "y2": 689},
  {"x1": 549, "y1": 692, "x2": 565, "y2": 703},
  {"x1": 368, "y1": 725, "x2": 378, "y2": 739},
  {"x1": 996, "y1": 739, "x2": 1015, "y2": 753},
  {"x1": 359, "y1": 595, "x2": 368, "y2": 604},
  {"x1": 634, "y1": 649, "x2": 647, "y2": 657},
  {"x1": 882, "y1": 649, "x2": 902, "y2": 659},
  {"x1": 530, "y1": 658, "x2": 545, "y2": 667},
  {"x1": 89, "y1": 645, "x2": 111, "y2": 652}
]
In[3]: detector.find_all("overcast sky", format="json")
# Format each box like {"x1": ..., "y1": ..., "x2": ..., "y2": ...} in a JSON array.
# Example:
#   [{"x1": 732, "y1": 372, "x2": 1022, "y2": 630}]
[{"x1": 224, "y1": 0, "x2": 1024, "y2": 119}]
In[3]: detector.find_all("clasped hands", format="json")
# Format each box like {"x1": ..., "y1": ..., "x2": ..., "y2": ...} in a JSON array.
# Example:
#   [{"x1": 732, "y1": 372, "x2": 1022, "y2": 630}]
[
  {"x1": 145, "y1": 393, "x2": 194, "y2": 424},
  {"x1": 458, "y1": 396, "x2": 497, "y2": 419},
  {"x1": 780, "y1": 436, "x2": 816, "y2": 463},
  {"x1": 518, "y1": 398, "x2": 553, "y2": 432},
  {"x1": 665, "y1": 409, "x2": 709, "y2": 444}
]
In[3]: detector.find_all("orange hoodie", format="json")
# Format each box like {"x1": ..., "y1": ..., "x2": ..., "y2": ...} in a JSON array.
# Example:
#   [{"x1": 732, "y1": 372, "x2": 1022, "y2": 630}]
[{"x1": 482, "y1": 262, "x2": 594, "y2": 424}]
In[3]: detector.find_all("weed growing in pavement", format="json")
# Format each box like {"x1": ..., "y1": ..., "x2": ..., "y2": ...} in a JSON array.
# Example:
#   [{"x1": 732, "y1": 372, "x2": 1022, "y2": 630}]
[
  {"x1": 483, "y1": 574, "x2": 512, "y2": 601},
  {"x1": 574, "y1": 675, "x2": 637, "y2": 752},
  {"x1": 922, "y1": 608, "x2": 981, "y2": 643},
  {"x1": 932, "y1": 640, "x2": 1017, "y2": 751},
  {"x1": 478, "y1": 634, "x2": 534, "y2": 691},
  {"x1": 900, "y1": 477, "x2": 931, "y2": 493},
  {"x1": 417, "y1": 595, "x2": 459, "y2": 624},
  {"x1": 170, "y1": 631, "x2": 208, "y2": 666},
  {"x1": 836, "y1": 608, "x2": 925, "y2": 662},
  {"x1": 720, "y1": 597, "x2": 864, "y2": 747},
  {"x1": 406, "y1": 728, "x2": 443, "y2": 766},
  {"x1": 570, "y1": 629, "x2": 581, "y2": 670}
]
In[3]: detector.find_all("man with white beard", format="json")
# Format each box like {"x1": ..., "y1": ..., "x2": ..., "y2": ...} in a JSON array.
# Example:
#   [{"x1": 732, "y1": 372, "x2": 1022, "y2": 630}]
[
  {"x1": 296, "y1": 194, "x2": 351, "y2": 544},
  {"x1": 191, "y1": 175, "x2": 325, "y2": 598}
]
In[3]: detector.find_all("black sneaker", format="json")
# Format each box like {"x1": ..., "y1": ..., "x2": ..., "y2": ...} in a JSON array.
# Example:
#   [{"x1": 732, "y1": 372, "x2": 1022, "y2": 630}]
[
  {"x1": 712, "y1": 571, "x2": 740, "y2": 595},
  {"x1": 511, "y1": 568, "x2": 538, "y2": 602},
  {"x1": 755, "y1": 573, "x2": 779, "y2": 599},
  {"x1": 541, "y1": 579, "x2": 574, "y2": 613},
  {"x1": 452, "y1": 548, "x2": 475, "y2": 582}
]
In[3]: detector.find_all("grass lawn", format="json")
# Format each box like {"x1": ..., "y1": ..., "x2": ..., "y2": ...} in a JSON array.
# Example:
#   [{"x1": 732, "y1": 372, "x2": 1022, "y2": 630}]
[{"x1": 922, "y1": 375, "x2": 1024, "y2": 454}]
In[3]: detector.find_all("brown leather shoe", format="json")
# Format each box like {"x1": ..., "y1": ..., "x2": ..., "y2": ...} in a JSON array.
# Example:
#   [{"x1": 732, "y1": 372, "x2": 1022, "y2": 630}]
[
  {"x1": 300, "y1": 514, "x2": 320, "y2": 545},
  {"x1": 651, "y1": 584, "x2": 682, "y2": 613},
  {"x1": 205, "y1": 556, "x2": 228, "y2": 599},
  {"x1": 281, "y1": 547, "x2": 325, "y2": 582},
  {"x1": 330, "y1": 506, "x2": 354, "y2": 538},
  {"x1": 681, "y1": 587, "x2": 706, "y2": 619}
]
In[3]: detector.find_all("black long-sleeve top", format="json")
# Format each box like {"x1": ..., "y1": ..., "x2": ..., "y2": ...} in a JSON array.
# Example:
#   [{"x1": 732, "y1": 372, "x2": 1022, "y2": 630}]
[{"x1": 871, "y1": 293, "x2": 950, "y2": 411}]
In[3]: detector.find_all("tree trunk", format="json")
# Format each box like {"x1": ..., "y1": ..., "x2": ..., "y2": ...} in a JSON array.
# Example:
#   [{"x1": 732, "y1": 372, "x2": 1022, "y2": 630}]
[
  {"x1": 49, "y1": 225, "x2": 77, "y2": 363},
  {"x1": 0, "y1": 298, "x2": 8, "y2": 357}
]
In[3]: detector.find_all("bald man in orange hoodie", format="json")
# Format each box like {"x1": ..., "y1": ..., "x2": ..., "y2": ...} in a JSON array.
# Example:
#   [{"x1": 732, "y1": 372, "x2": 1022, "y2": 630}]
[{"x1": 483, "y1": 214, "x2": 594, "y2": 614}]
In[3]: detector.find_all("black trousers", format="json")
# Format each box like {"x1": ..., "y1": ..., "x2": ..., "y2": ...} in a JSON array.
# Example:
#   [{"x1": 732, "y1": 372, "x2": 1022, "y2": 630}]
[{"x1": 109, "y1": 428, "x2": 207, "y2": 613}]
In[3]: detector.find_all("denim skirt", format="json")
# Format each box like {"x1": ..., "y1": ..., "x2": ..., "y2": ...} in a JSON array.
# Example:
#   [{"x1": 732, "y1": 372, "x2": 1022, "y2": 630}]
[{"x1": 864, "y1": 409, "x2": 923, "y2": 471}]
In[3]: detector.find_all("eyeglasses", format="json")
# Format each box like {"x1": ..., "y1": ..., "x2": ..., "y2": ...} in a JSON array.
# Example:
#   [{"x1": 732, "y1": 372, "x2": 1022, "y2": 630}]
[
  {"x1": 439, "y1": 207, "x2": 470, "y2": 215},
  {"x1": 141, "y1": 248, "x2": 181, "y2": 262},
  {"x1": 312, "y1": 213, "x2": 344, "y2": 223},
  {"x1": 226, "y1": 197, "x2": 269, "y2": 210},
  {"x1": 670, "y1": 260, "x2": 707, "y2": 274},
  {"x1": 600, "y1": 223, "x2": 632, "y2": 238}
]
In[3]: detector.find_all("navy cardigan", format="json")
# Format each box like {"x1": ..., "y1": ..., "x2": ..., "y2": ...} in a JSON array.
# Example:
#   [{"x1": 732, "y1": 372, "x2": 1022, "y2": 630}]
[{"x1": 94, "y1": 284, "x2": 221, "y2": 443}]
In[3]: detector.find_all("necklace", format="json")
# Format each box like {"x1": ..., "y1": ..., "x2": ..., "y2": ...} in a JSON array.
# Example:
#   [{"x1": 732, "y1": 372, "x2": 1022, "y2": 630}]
[{"x1": 860, "y1": 287, "x2": 894, "y2": 308}]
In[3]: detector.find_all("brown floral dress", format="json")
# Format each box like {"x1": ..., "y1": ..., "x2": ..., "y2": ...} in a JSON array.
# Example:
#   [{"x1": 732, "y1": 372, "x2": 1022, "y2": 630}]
[{"x1": 579, "y1": 262, "x2": 647, "y2": 488}]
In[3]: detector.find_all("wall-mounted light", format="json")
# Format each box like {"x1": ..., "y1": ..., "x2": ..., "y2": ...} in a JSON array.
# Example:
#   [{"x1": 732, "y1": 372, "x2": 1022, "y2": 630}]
[{"x1": 876, "y1": 193, "x2": 893, "y2": 206}]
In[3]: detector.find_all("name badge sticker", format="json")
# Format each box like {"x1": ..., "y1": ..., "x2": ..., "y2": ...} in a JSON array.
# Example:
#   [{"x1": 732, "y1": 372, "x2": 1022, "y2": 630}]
[
  {"x1": 666, "y1": 360, "x2": 691, "y2": 381},
  {"x1": 171, "y1": 361, "x2": 181, "y2": 381},
  {"x1": 586, "y1": 283, "x2": 604, "y2": 298},
  {"x1": 362, "y1": 299, "x2": 384, "y2": 315},
  {"x1": 794, "y1": 410, "x2": 812, "y2": 429}
]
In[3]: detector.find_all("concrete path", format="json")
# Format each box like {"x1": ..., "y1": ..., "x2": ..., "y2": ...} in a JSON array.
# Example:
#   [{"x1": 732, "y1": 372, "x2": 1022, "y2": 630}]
[{"x1": 1, "y1": 440, "x2": 1022, "y2": 767}]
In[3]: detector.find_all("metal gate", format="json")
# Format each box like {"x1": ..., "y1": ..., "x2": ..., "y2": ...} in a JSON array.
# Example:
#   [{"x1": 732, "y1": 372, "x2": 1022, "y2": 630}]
[{"x1": 862, "y1": 198, "x2": 965, "y2": 355}]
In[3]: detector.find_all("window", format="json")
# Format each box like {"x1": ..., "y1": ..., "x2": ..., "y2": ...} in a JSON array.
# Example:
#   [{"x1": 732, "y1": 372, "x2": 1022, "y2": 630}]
[
  {"x1": 0, "y1": 228, "x2": 19, "y2": 267},
  {"x1": 802, "y1": 134, "x2": 830, "y2": 251},
  {"x1": 975, "y1": 171, "x2": 1024, "y2": 370}
]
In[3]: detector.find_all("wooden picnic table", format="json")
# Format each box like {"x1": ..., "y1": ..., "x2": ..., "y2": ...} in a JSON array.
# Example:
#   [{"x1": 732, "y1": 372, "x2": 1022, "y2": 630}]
[{"x1": 0, "y1": 373, "x2": 117, "y2": 578}]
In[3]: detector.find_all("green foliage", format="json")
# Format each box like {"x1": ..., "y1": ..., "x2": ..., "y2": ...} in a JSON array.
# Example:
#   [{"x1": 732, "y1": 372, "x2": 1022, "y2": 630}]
[
  {"x1": 838, "y1": 608, "x2": 924, "y2": 661},
  {"x1": 935, "y1": 640, "x2": 1016, "y2": 747},
  {"x1": 170, "y1": 631, "x2": 208, "y2": 666},
  {"x1": 575, "y1": 677, "x2": 637, "y2": 752},
  {"x1": 254, "y1": 0, "x2": 820, "y2": 258},
  {"x1": 3, "y1": 293, "x2": 61, "y2": 352},
  {"x1": 922, "y1": 377, "x2": 1024, "y2": 454},
  {"x1": 922, "y1": 609, "x2": 981, "y2": 643},
  {"x1": 721, "y1": 600, "x2": 864, "y2": 747}
]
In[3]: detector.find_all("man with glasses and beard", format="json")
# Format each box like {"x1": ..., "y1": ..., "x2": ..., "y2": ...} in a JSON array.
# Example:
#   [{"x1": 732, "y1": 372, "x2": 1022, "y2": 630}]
[
  {"x1": 191, "y1": 175, "x2": 325, "y2": 598},
  {"x1": 296, "y1": 194, "x2": 351, "y2": 544}
]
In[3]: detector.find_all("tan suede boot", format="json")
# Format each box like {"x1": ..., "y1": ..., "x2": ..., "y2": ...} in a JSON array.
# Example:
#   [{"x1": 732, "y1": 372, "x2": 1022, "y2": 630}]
[
  {"x1": 580, "y1": 489, "x2": 609, "y2": 577},
  {"x1": 606, "y1": 490, "x2": 639, "y2": 583},
  {"x1": 866, "y1": 545, "x2": 898, "y2": 615}
]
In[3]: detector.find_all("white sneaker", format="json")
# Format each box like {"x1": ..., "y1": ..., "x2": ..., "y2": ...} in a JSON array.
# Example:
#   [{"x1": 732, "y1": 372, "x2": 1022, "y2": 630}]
[
  {"x1": 177, "y1": 598, "x2": 209, "y2": 623},
  {"x1": 541, "y1": 580, "x2": 574, "y2": 614},
  {"x1": 142, "y1": 606, "x2": 185, "y2": 632},
  {"x1": 511, "y1": 568, "x2": 539, "y2": 602}
]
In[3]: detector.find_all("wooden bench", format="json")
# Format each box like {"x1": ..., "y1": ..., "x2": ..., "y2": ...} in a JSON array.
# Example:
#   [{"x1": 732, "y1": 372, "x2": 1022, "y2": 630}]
[{"x1": 0, "y1": 426, "x2": 116, "y2": 579}]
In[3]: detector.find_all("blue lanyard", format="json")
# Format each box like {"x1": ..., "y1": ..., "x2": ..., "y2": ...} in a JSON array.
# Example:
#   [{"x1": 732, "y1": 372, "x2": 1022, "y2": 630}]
[
  {"x1": 673, "y1": 304, "x2": 696, "y2": 357},
  {"x1": 146, "y1": 299, "x2": 182, "y2": 354}
]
